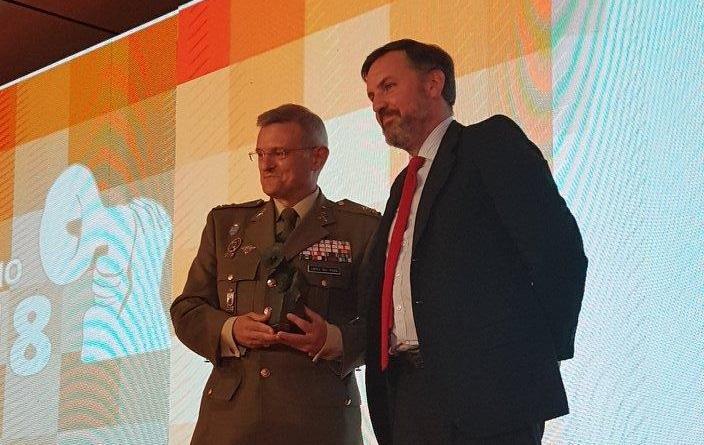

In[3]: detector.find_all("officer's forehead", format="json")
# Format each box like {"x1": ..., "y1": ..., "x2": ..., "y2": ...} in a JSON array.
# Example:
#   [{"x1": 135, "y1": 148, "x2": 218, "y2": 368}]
[{"x1": 257, "y1": 122, "x2": 305, "y2": 146}]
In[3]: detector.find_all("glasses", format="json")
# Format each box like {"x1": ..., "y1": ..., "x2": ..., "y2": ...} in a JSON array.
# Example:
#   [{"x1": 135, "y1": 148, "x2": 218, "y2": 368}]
[{"x1": 248, "y1": 147, "x2": 317, "y2": 162}]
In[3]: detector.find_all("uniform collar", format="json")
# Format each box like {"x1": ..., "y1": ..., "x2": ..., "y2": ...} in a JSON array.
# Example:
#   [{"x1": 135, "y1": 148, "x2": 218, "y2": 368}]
[{"x1": 273, "y1": 187, "x2": 320, "y2": 221}]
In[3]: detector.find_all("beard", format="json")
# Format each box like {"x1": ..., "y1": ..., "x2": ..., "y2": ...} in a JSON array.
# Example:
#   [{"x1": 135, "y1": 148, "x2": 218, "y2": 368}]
[
  {"x1": 381, "y1": 114, "x2": 414, "y2": 149},
  {"x1": 381, "y1": 111, "x2": 420, "y2": 151},
  {"x1": 378, "y1": 96, "x2": 430, "y2": 151}
]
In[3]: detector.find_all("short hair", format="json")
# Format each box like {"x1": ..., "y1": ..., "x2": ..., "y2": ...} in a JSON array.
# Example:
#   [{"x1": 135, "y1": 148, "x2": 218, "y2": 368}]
[
  {"x1": 361, "y1": 39, "x2": 456, "y2": 107},
  {"x1": 256, "y1": 103, "x2": 328, "y2": 147}
]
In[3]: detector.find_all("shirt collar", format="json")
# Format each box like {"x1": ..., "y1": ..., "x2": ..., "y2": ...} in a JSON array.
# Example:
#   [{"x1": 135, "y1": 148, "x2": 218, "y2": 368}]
[
  {"x1": 273, "y1": 187, "x2": 320, "y2": 220},
  {"x1": 417, "y1": 116, "x2": 454, "y2": 161}
]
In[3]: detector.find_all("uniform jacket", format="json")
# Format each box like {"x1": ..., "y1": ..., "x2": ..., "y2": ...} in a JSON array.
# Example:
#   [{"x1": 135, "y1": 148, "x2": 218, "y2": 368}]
[
  {"x1": 171, "y1": 192, "x2": 379, "y2": 444},
  {"x1": 363, "y1": 116, "x2": 588, "y2": 442}
]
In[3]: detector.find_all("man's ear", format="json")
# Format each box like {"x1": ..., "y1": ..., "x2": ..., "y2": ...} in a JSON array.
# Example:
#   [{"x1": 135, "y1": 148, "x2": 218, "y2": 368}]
[
  {"x1": 425, "y1": 68, "x2": 446, "y2": 100},
  {"x1": 312, "y1": 146, "x2": 329, "y2": 170}
]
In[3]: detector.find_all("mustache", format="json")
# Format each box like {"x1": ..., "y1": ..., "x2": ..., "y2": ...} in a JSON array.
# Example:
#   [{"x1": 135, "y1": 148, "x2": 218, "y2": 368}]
[{"x1": 377, "y1": 109, "x2": 400, "y2": 123}]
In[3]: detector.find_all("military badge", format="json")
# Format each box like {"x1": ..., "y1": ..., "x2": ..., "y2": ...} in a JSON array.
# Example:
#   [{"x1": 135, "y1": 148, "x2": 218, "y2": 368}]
[
  {"x1": 300, "y1": 239, "x2": 352, "y2": 262},
  {"x1": 229, "y1": 223, "x2": 240, "y2": 236},
  {"x1": 225, "y1": 289, "x2": 235, "y2": 312},
  {"x1": 241, "y1": 244, "x2": 257, "y2": 255},
  {"x1": 226, "y1": 237, "x2": 242, "y2": 258}
]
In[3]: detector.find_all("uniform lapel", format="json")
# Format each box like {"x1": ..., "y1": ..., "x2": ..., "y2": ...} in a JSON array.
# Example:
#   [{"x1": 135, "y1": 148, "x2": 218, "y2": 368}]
[
  {"x1": 282, "y1": 192, "x2": 333, "y2": 261},
  {"x1": 243, "y1": 200, "x2": 275, "y2": 254},
  {"x1": 412, "y1": 121, "x2": 461, "y2": 250}
]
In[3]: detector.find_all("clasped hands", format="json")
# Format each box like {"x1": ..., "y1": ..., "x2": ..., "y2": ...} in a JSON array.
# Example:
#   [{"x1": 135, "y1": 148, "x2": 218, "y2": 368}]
[{"x1": 232, "y1": 306, "x2": 327, "y2": 357}]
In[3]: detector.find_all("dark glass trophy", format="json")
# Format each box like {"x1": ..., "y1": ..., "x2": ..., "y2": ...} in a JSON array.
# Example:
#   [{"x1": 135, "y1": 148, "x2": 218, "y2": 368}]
[{"x1": 261, "y1": 243, "x2": 307, "y2": 333}]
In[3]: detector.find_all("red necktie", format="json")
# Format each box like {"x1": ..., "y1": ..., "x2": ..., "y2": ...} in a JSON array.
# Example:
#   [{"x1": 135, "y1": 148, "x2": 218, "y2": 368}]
[{"x1": 380, "y1": 155, "x2": 425, "y2": 370}]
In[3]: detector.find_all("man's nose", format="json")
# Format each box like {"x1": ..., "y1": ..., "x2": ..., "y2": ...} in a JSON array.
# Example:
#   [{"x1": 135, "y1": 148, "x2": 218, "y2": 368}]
[
  {"x1": 372, "y1": 95, "x2": 387, "y2": 114},
  {"x1": 259, "y1": 153, "x2": 276, "y2": 169}
]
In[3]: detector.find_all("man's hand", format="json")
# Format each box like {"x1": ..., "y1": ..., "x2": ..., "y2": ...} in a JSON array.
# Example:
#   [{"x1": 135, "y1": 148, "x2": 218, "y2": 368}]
[
  {"x1": 232, "y1": 308, "x2": 278, "y2": 349},
  {"x1": 276, "y1": 306, "x2": 327, "y2": 357}
]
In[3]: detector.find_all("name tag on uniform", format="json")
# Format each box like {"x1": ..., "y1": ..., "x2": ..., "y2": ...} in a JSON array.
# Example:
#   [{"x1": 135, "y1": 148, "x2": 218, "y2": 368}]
[
  {"x1": 300, "y1": 239, "x2": 352, "y2": 263},
  {"x1": 307, "y1": 264, "x2": 342, "y2": 275}
]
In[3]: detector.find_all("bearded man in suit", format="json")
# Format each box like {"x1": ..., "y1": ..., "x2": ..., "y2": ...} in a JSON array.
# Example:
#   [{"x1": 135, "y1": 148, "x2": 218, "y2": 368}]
[
  {"x1": 360, "y1": 39, "x2": 588, "y2": 445},
  {"x1": 172, "y1": 104, "x2": 379, "y2": 444}
]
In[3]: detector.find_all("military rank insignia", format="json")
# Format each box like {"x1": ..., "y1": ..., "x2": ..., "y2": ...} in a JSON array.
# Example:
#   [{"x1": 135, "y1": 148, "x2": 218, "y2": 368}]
[{"x1": 300, "y1": 239, "x2": 352, "y2": 262}]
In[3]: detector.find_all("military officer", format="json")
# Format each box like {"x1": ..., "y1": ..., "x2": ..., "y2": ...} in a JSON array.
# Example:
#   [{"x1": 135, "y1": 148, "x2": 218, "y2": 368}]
[{"x1": 171, "y1": 103, "x2": 379, "y2": 444}]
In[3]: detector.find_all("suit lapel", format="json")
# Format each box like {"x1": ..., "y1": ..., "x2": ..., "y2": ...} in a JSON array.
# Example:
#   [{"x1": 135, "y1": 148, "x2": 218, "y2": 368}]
[
  {"x1": 373, "y1": 171, "x2": 405, "y2": 261},
  {"x1": 412, "y1": 121, "x2": 461, "y2": 250},
  {"x1": 383, "y1": 171, "x2": 405, "y2": 224},
  {"x1": 282, "y1": 193, "x2": 333, "y2": 261}
]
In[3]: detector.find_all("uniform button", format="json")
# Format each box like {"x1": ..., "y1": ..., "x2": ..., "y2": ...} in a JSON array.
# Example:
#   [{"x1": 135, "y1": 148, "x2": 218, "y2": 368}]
[
  {"x1": 345, "y1": 398, "x2": 352, "y2": 406},
  {"x1": 321, "y1": 279, "x2": 328, "y2": 287},
  {"x1": 266, "y1": 278, "x2": 277, "y2": 288},
  {"x1": 227, "y1": 274, "x2": 234, "y2": 281},
  {"x1": 395, "y1": 272, "x2": 401, "y2": 278},
  {"x1": 207, "y1": 388, "x2": 213, "y2": 396},
  {"x1": 260, "y1": 368, "x2": 271, "y2": 378},
  {"x1": 402, "y1": 240, "x2": 407, "y2": 246},
  {"x1": 396, "y1": 304, "x2": 402, "y2": 311}
]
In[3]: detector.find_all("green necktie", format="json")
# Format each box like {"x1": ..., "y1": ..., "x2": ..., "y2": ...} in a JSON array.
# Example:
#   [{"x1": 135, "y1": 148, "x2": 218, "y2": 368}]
[{"x1": 276, "y1": 207, "x2": 298, "y2": 242}]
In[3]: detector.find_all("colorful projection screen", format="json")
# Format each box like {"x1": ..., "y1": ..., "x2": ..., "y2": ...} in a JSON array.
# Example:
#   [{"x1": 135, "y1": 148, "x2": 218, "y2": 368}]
[{"x1": 0, "y1": 1, "x2": 701, "y2": 444}]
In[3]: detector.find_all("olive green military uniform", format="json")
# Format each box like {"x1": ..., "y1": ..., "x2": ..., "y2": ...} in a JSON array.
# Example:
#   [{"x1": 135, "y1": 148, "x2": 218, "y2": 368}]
[{"x1": 171, "y1": 192, "x2": 379, "y2": 445}]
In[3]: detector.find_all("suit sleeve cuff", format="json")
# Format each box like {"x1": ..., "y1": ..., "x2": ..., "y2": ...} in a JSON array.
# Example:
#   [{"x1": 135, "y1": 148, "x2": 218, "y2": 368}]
[
  {"x1": 220, "y1": 317, "x2": 243, "y2": 358},
  {"x1": 312, "y1": 322, "x2": 343, "y2": 362}
]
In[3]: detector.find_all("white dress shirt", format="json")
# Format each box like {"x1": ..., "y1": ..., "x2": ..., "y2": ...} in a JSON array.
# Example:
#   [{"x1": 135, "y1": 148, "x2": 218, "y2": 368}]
[{"x1": 389, "y1": 116, "x2": 454, "y2": 352}]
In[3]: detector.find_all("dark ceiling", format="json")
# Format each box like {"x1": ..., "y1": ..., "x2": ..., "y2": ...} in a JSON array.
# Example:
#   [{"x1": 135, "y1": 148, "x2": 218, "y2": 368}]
[{"x1": 0, "y1": 0, "x2": 191, "y2": 87}]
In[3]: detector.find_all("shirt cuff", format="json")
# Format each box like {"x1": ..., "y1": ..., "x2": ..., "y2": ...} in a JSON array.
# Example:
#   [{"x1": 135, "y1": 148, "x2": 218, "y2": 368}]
[
  {"x1": 312, "y1": 322, "x2": 343, "y2": 362},
  {"x1": 220, "y1": 316, "x2": 242, "y2": 358}
]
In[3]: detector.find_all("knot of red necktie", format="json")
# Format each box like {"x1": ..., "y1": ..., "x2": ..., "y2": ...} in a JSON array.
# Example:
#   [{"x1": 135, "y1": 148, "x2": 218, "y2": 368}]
[{"x1": 407, "y1": 155, "x2": 425, "y2": 174}]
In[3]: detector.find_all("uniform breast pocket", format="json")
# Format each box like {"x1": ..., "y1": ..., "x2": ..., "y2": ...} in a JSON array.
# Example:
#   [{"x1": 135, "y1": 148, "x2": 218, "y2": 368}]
[
  {"x1": 218, "y1": 254, "x2": 260, "y2": 315},
  {"x1": 299, "y1": 262, "x2": 352, "y2": 320}
]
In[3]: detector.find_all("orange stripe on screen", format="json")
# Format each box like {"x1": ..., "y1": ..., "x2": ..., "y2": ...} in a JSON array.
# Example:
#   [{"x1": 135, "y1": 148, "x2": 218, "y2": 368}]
[{"x1": 177, "y1": 0, "x2": 231, "y2": 84}]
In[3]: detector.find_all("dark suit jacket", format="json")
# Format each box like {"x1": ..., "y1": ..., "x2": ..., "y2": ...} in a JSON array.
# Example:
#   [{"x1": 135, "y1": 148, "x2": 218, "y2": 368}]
[
  {"x1": 364, "y1": 116, "x2": 588, "y2": 442},
  {"x1": 171, "y1": 192, "x2": 379, "y2": 444}
]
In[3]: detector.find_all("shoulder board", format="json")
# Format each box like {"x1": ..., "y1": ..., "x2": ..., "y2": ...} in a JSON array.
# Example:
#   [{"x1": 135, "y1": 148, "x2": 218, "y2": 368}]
[
  {"x1": 213, "y1": 199, "x2": 265, "y2": 210},
  {"x1": 334, "y1": 199, "x2": 381, "y2": 217}
]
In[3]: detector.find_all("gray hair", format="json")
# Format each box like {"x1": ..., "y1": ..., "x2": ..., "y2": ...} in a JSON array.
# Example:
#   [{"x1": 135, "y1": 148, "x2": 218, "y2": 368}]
[{"x1": 256, "y1": 103, "x2": 328, "y2": 147}]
